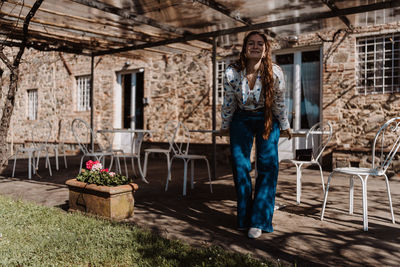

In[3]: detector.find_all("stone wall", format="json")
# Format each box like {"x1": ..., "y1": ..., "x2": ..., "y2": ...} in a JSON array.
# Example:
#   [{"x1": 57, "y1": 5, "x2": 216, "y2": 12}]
[
  {"x1": 1, "y1": 21, "x2": 400, "y2": 171},
  {"x1": 320, "y1": 23, "x2": 400, "y2": 171},
  {"x1": 0, "y1": 48, "x2": 218, "y2": 155}
]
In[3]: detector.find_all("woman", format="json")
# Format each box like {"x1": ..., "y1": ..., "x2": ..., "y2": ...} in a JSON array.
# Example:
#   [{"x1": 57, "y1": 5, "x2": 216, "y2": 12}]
[{"x1": 220, "y1": 31, "x2": 291, "y2": 239}]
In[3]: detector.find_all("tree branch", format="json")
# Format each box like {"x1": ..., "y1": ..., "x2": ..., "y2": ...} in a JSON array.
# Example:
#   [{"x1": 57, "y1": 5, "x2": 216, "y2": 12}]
[
  {"x1": 14, "y1": 0, "x2": 44, "y2": 67},
  {"x1": 0, "y1": 51, "x2": 14, "y2": 71}
]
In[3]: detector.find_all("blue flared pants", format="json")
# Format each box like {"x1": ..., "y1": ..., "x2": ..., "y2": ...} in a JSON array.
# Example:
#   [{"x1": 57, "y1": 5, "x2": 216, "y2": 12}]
[{"x1": 230, "y1": 110, "x2": 280, "y2": 232}]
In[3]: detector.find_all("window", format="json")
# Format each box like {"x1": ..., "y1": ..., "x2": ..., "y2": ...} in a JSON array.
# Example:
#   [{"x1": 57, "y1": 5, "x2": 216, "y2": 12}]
[
  {"x1": 216, "y1": 57, "x2": 234, "y2": 105},
  {"x1": 76, "y1": 75, "x2": 91, "y2": 111},
  {"x1": 27, "y1": 89, "x2": 38, "y2": 120},
  {"x1": 356, "y1": 33, "x2": 400, "y2": 94}
]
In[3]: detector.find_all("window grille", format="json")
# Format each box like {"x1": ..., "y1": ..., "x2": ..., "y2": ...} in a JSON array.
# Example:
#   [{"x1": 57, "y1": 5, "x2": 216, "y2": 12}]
[
  {"x1": 27, "y1": 89, "x2": 38, "y2": 120},
  {"x1": 356, "y1": 33, "x2": 400, "y2": 94},
  {"x1": 76, "y1": 75, "x2": 91, "y2": 111}
]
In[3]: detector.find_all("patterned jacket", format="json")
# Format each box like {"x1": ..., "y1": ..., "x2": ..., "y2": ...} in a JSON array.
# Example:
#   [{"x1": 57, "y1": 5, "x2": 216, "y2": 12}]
[{"x1": 221, "y1": 63, "x2": 290, "y2": 131}]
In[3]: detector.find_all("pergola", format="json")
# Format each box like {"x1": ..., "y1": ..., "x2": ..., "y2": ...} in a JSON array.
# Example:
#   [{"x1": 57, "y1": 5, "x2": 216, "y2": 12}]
[{"x1": 1, "y1": 0, "x2": 400, "y2": 178}]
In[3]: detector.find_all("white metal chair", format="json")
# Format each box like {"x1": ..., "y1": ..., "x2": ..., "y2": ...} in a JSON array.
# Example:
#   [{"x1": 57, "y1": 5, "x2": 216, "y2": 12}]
[
  {"x1": 52, "y1": 119, "x2": 68, "y2": 170},
  {"x1": 165, "y1": 122, "x2": 213, "y2": 196},
  {"x1": 71, "y1": 118, "x2": 113, "y2": 172},
  {"x1": 321, "y1": 117, "x2": 400, "y2": 231},
  {"x1": 282, "y1": 121, "x2": 333, "y2": 204},
  {"x1": 113, "y1": 131, "x2": 150, "y2": 180},
  {"x1": 142, "y1": 120, "x2": 180, "y2": 183},
  {"x1": 12, "y1": 120, "x2": 53, "y2": 179}
]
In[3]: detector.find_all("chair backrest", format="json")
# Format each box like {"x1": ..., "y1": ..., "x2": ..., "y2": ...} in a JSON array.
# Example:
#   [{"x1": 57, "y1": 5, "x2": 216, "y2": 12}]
[
  {"x1": 372, "y1": 117, "x2": 400, "y2": 174},
  {"x1": 31, "y1": 120, "x2": 52, "y2": 149},
  {"x1": 163, "y1": 120, "x2": 181, "y2": 153},
  {"x1": 56, "y1": 118, "x2": 68, "y2": 145},
  {"x1": 170, "y1": 121, "x2": 190, "y2": 156},
  {"x1": 305, "y1": 121, "x2": 333, "y2": 162},
  {"x1": 97, "y1": 130, "x2": 114, "y2": 153},
  {"x1": 71, "y1": 118, "x2": 103, "y2": 155}
]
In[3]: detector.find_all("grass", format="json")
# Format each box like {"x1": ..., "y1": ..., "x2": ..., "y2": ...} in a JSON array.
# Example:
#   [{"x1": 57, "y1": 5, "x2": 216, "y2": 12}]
[{"x1": 0, "y1": 195, "x2": 275, "y2": 267}]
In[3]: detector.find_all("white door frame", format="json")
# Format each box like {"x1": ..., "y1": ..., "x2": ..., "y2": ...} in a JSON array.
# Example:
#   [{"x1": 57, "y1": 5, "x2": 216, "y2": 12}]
[{"x1": 113, "y1": 71, "x2": 137, "y2": 151}]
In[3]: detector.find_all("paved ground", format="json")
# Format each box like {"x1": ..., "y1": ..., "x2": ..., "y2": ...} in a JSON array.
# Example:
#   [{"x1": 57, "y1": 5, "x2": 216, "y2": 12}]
[{"x1": 1, "y1": 155, "x2": 400, "y2": 266}]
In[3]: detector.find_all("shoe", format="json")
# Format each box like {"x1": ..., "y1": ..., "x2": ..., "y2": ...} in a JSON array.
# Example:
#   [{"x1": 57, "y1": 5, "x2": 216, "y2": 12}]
[{"x1": 248, "y1": 227, "x2": 262, "y2": 239}]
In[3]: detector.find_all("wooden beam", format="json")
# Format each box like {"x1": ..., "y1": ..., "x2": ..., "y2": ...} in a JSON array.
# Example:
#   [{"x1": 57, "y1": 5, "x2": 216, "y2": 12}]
[
  {"x1": 0, "y1": 18, "x2": 124, "y2": 50},
  {"x1": 0, "y1": 11, "x2": 142, "y2": 45},
  {"x1": 70, "y1": 0, "x2": 213, "y2": 45},
  {"x1": 0, "y1": 20, "x2": 90, "y2": 54},
  {"x1": 69, "y1": 0, "x2": 207, "y2": 39},
  {"x1": 4, "y1": 0, "x2": 168, "y2": 42},
  {"x1": 95, "y1": 0, "x2": 400, "y2": 56},
  {"x1": 192, "y1": 0, "x2": 277, "y2": 38},
  {"x1": 193, "y1": 0, "x2": 252, "y2": 25},
  {"x1": 1, "y1": 39, "x2": 86, "y2": 54},
  {"x1": 322, "y1": 0, "x2": 353, "y2": 30}
]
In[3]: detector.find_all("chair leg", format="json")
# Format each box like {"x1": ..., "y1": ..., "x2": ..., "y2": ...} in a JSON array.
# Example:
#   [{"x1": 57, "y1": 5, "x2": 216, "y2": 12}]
[
  {"x1": 321, "y1": 171, "x2": 335, "y2": 221},
  {"x1": 108, "y1": 156, "x2": 114, "y2": 172},
  {"x1": 116, "y1": 157, "x2": 122, "y2": 174},
  {"x1": 165, "y1": 158, "x2": 174, "y2": 191},
  {"x1": 79, "y1": 155, "x2": 85, "y2": 174},
  {"x1": 36, "y1": 151, "x2": 41, "y2": 170},
  {"x1": 166, "y1": 153, "x2": 171, "y2": 181},
  {"x1": 46, "y1": 151, "x2": 52, "y2": 176},
  {"x1": 190, "y1": 160, "x2": 194, "y2": 189},
  {"x1": 349, "y1": 176, "x2": 354, "y2": 214},
  {"x1": 62, "y1": 146, "x2": 68, "y2": 168},
  {"x1": 123, "y1": 157, "x2": 128, "y2": 177},
  {"x1": 143, "y1": 152, "x2": 149, "y2": 178},
  {"x1": 295, "y1": 163, "x2": 303, "y2": 204},
  {"x1": 317, "y1": 163, "x2": 325, "y2": 193},
  {"x1": 131, "y1": 157, "x2": 138, "y2": 177},
  {"x1": 12, "y1": 155, "x2": 17, "y2": 178},
  {"x1": 183, "y1": 159, "x2": 188, "y2": 196},
  {"x1": 360, "y1": 176, "x2": 368, "y2": 231},
  {"x1": 383, "y1": 174, "x2": 395, "y2": 224},
  {"x1": 32, "y1": 152, "x2": 37, "y2": 175},
  {"x1": 136, "y1": 157, "x2": 146, "y2": 183},
  {"x1": 54, "y1": 146, "x2": 59, "y2": 171},
  {"x1": 205, "y1": 158, "x2": 213, "y2": 193},
  {"x1": 28, "y1": 152, "x2": 33, "y2": 179}
]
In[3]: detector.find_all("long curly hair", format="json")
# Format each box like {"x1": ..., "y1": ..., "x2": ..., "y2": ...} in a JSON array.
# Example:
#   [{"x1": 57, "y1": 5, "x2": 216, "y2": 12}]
[{"x1": 234, "y1": 31, "x2": 274, "y2": 140}]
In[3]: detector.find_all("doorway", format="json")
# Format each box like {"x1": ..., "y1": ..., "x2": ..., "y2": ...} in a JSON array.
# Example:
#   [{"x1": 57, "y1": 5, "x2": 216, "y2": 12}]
[
  {"x1": 113, "y1": 70, "x2": 144, "y2": 151},
  {"x1": 274, "y1": 49, "x2": 322, "y2": 160}
]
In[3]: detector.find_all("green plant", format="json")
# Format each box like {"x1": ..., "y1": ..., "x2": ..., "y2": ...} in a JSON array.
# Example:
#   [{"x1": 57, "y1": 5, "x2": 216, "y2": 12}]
[
  {"x1": 0, "y1": 195, "x2": 275, "y2": 266},
  {"x1": 76, "y1": 160, "x2": 132, "y2": 186}
]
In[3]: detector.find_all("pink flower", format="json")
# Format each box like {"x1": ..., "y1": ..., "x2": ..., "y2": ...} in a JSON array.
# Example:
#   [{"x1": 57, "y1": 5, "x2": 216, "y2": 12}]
[
  {"x1": 86, "y1": 160, "x2": 94, "y2": 170},
  {"x1": 100, "y1": 168, "x2": 109, "y2": 173},
  {"x1": 109, "y1": 172, "x2": 115, "y2": 177}
]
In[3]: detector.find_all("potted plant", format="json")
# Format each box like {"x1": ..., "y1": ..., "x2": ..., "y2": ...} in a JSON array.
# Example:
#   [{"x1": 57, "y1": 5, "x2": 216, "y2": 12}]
[{"x1": 65, "y1": 160, "x2": 139, "y2": 220}]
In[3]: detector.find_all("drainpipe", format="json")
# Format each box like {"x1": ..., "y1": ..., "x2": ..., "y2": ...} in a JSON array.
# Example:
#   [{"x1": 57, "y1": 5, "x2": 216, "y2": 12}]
[
  {"x1": 212, "y1": 37, "x2": 217, "y2": 180},
  {"x1": 90, "y1": 54, "x2": 94, "y2": 152}
]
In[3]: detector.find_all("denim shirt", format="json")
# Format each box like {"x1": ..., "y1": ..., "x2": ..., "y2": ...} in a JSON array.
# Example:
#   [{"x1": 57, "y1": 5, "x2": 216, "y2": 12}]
[{"x1": 221, "y1": 63, "x2": 290, "y2": 131}]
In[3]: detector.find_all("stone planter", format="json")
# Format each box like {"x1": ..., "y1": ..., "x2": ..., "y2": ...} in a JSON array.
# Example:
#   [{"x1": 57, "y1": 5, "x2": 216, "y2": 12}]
[{"x1": 65, "y1": 179, "x2": 139, "y2": 220}]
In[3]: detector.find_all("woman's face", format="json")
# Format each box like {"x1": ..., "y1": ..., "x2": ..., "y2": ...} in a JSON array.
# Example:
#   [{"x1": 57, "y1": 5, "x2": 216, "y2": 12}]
[{"x1": 245, "y1": 34, "x2": 266, "y2": 61}]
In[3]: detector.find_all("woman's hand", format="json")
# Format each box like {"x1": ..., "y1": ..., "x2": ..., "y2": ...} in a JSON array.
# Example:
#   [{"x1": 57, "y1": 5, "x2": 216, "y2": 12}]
[{"x1": 280, "y1": 128, "x2": 292, "y2": 140}]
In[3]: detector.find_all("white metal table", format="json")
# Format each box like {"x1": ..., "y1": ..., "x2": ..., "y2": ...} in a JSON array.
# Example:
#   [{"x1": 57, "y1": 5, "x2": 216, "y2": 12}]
[{"x1": 97, "y1": 129, "x2": 154, "y2": 182}]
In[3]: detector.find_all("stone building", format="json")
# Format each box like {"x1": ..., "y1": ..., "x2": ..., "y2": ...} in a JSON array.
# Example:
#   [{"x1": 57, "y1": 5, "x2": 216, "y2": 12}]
[{"x1": 1, "y1": 20, "x2": 400, "y2": 172}]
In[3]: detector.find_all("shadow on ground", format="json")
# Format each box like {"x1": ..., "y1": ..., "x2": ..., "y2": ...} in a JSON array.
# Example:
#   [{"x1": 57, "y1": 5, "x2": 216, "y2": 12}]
[{"x1": 1, "y1": 155, "x2": 400, "y2": 266}]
